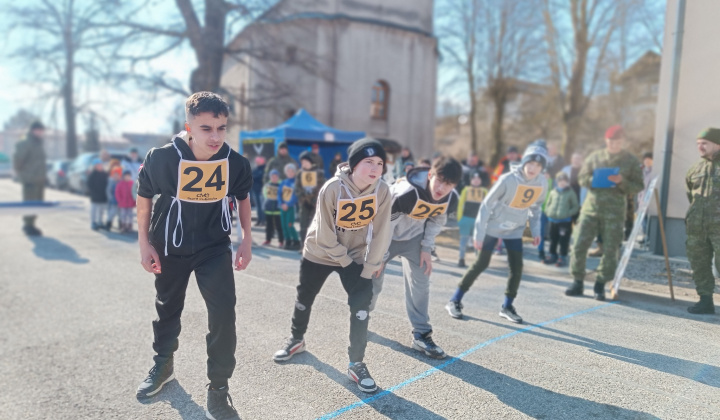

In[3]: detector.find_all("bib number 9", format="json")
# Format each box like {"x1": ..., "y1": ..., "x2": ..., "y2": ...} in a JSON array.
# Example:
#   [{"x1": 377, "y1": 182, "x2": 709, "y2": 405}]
[{"x1": 508, "y1": 185, "x2": 542, "y2": 209}]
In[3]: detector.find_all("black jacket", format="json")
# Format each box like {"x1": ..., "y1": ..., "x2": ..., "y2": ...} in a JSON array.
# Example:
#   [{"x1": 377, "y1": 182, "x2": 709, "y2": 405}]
[
  {"x1": 87, "y1": 170, "x2": 109, "y2": 203},
  {"x1": 137, "y1": 137, "x2": 252, "y2": 256}
]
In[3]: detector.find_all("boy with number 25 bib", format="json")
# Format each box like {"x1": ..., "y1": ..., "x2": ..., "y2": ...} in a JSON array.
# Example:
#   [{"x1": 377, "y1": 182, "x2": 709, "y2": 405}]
[
  {"x1": 446, "y1": 140, "x2": 548, "y2": 324},
  {"x1": 273, "y1": 138, "x2": 392, "y2": 393},
  {"x1": 135, "y1": 92, "x2": 252, "y2": 420}
]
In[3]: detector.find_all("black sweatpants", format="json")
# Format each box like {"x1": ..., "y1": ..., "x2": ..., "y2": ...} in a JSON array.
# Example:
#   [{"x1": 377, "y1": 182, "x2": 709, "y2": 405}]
[
  {"x1": 458, "y1": 236, "x2": 524, "y2": 298},
  {"x1": 151, "y1": 243, "x2": 236, "y2": 386},
  {"x1": 291, "y1": 258, "x2": 372, "y2": 363},
  {"x1": 265, "y1": 214, "x2": 284, "y2": 243},
  {"x1": 548, "y1": 221, "x2": 573, "y2": 256}
]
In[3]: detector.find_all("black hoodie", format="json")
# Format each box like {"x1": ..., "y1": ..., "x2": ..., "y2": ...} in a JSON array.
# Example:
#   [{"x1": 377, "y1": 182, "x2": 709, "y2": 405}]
[{"x1": 137, "y1": 136, "x2": 252, "y2": 256}]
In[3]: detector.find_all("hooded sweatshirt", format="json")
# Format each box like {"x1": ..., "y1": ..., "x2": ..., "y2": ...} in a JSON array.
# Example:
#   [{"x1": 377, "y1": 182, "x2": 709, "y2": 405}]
[
  {"x1": 137, "y1": 134, "x2": 252, "y2": 256},
  {"x1": 474, "y1": 165, "x2": 546, "y2": 242},
  {"x1": 389, "y1": 167, "x2": 457, "y2": 253},
  {"x1": 302, "y1": 163, "x2": 392, "y2": 279}
]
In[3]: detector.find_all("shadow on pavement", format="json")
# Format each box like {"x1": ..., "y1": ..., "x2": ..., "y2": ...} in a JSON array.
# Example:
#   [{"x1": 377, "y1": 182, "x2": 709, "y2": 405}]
[
  {"x1": 613, "y1": 289, "x2": 720, "y2": 325},
  {"x1": 285, "y1": 352, "x2": 444, "y2": 419},
  {"x1": 99, "y1": 230, "x2": 138, "y2": 243},
  {"x1": 137, "y1": 380, "x2": 206, "y2": 420},
  {"x1": 369, "y1": 331, "x2": 657, "y2": 419},
  {"x1": 476, "y1": 318, "x2": 720, "y2": 389},
  {"x1": 29, "y1": 236, "x2": 89, "y2": 264}
]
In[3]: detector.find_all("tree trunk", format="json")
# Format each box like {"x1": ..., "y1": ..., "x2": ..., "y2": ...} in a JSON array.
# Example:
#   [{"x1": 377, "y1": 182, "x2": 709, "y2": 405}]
[
  {"x1": 468, "y1": 87, "x2": 479, "y2": 157},
  {"x1": 561, "y1": 112, "x2": 582, "y2": 159},
  {"x1": 63, "y1": 15, "x2": 78, "y2": 159},
  {"x1": 490, "y1": 92, "x2": 506, "y2": 167},
  {"x1": 187, "y1": 0, "x2": 227, "y2": 93}
]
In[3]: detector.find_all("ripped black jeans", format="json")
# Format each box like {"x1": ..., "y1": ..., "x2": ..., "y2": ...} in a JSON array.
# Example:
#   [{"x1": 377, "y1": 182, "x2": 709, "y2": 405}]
[{"x1": 290, "y1": 258, "x2": 372, "y2": 363}]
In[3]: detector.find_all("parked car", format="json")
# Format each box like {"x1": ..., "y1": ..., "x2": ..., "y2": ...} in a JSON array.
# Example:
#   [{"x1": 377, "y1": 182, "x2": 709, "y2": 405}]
[
  {"x1": 67, "y1": 152, "x2": 128, "y2": 195},
  {"x1": 0, "y1": 152, "x2": 12, "y2": 178},
  {"x1": 47, "y1": 159, "x2": 71, "y2": 190}
]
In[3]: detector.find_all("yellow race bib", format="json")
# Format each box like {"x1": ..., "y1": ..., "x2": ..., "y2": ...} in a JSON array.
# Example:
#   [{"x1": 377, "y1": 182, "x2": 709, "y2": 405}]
[
  {"x1": 466, "y1": 187, "x2": 485, "y2": 203},
  {"x1": 177, "y1": 159, "x2": 228, "y2": 202},
  {"x1": 409, "y1": 199, "x2": 448, "y2": 220},
  {"x1": 301, "y1": 171, "x2": 317, "y2": 188},
  {"x1": 508, "y1": 185, "x2": 543, "y2": 209},
  {"x1": 266, "y1": 185, "x2": 278, "y2": 200},
  {"x1": 282, "y1": 186, "x2": 294, "y2": 202},
  {"x1": 336, "y1": 195, "x2": 377, "y2": 230}
]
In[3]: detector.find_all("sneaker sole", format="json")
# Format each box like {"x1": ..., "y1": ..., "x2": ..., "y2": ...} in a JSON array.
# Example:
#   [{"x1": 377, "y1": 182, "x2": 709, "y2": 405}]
[
  {"x1": 347, "y1": 372, "x2": 377, "y2": 393},
  {"x1": 499, "y1": 312, "x2": 523, "y2": 324},
  {"x1": 136, "y1": 373, "x2": 176, "y2": 399},
  {"x1": 272, "y1": 343, "x2": 306, "y2": 362},
  {"x1": 445, "y1": 306, "x2": 463, "y2": 320},
  {"x1": 411, "y1": 342, "x2": 446, "y2": 359}
]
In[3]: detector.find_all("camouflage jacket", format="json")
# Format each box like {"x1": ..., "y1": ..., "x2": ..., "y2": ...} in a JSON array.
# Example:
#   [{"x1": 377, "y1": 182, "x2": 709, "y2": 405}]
[
  {"x1": 578, "y1": 149, "x2": 643, "y2": 217},
  {"x1": 685, "y1": 152, "x2": 720, "y2": 231},
  {"x1": 13, "y1": 132, "x2": 46, "y2": 184}
]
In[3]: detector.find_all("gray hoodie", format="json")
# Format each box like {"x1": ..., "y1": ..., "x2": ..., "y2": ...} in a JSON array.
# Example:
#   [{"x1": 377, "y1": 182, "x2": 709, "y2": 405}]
[
  {"x1": 389, "y1": 168, "x2": 457, "y2": 253},
  {"x1": 474, "y1": 166, "x2": 546, "y2": 242}
]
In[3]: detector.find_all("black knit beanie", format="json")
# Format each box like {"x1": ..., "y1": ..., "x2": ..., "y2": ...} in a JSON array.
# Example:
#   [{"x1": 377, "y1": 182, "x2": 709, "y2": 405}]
[{"x1": 347, "y1": 137, "x2": 387, "y2": 172}]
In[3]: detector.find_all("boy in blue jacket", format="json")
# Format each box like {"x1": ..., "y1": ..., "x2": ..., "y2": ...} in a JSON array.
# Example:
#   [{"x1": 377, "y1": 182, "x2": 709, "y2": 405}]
[{"x1": 279, "y1": 163, "x2": 300, "y2": 250}]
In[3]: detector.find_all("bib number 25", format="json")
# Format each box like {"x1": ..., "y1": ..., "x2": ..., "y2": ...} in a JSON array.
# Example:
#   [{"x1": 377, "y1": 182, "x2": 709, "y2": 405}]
[{"x1": 339, "y1": 198, "x2": 375, "y2": 223}]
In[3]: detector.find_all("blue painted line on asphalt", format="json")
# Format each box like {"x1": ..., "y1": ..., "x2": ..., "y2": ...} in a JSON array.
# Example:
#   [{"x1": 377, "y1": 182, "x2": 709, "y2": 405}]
[{"x1": 317, "y1": 302, "x2": 616, "y2": 420}]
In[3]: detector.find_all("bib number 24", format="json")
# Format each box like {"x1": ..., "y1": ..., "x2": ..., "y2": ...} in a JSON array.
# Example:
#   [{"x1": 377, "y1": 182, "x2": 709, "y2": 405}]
[{"x1": 182, "y1": 166, "x2": 225, "y2": 192}]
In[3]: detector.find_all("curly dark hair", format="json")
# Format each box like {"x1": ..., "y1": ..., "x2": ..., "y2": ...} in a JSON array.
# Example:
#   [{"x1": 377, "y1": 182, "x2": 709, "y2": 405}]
[
  {"x1": 431, "y1": 156, "x2": 462, "y2": 186},
  {"x1": 185, "y1": 91, "x2": 230, "y2": 119}
]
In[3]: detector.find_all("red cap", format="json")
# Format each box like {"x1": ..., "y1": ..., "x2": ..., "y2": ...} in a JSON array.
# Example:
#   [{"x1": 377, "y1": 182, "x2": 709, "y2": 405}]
[{"x1": 605, "y1": 125, "x2": 624, "y2": 140}]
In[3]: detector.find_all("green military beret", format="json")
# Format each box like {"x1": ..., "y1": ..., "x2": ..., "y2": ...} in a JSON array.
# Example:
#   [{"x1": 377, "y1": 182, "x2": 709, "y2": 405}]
[{"x1": 697, "y1": 127, "x2": 720, "y2": 145}]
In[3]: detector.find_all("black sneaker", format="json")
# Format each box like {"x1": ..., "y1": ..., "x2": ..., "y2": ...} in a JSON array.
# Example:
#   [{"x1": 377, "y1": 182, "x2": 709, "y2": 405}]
[
  {"x1": 206, "y1": 385, "x2": 240, "y2": 420},
  {"x1": 23, "y1": 225, "x2": 42, "y2": 236},
  {"x1": 136, "y1": 357, "x2": 175, "y2": 399},
  {"x1": 347, "y1": 362, "x2": 377, "y2": 393},
  {"x1": 499, "y1": 305, "x2": 523, "y2": 323},
  {"x1": 445, "y1": 301, "x2": 463, "y2": 319},
  {"x1": 273, "y1": 337, "x2": 305, "y2": 361},
  {"x1": 458, "y1": 258, "x2": 466, "y2": 268},
  {"x1": 411, "y1": 331, "x2": 446, "y2": 359}
]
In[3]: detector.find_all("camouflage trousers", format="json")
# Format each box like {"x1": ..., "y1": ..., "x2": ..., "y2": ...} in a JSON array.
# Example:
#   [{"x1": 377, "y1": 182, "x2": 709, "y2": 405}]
[
  {"x1": 686, "y1": 223, "x2": 720, "y2": 296},
  {"x1": 570, "y1": 212, "x2": 624, "y2": 283}
]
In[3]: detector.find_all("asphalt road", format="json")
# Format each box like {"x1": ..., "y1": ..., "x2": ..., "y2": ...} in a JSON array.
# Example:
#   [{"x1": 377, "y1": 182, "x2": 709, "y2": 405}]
[{"x1": 1, "y1": 179, "x2": 719, "y2": 420}]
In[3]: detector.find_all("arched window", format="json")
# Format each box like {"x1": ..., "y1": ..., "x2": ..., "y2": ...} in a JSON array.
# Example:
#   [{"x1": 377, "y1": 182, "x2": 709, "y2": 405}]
[{"x1": 371, "y1": 80, "x2": 389, "y2": 120}]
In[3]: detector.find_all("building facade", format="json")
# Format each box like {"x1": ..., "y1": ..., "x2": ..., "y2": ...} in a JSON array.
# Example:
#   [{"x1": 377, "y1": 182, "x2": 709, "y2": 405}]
[{"x1": 221, "y1": 0, "x2": 438, "y2": 159}]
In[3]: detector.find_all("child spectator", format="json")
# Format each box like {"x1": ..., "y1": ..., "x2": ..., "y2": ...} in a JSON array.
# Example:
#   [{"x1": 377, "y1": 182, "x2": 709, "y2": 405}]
[
  {"x1": 87, "y1": 158, "x2": 109, "y2": 230},
  {"x1": 457, "y1": 172, "x2": 488, "y2": 267},
  {"x1": 279, "y1": 163, "x2": 300, "y2": 250},
  {"x1": 543, "y1": 171, "x2": 580, "y2": 267},
  {"x1": 106, "y1": 166, "x2": 122, "y2": 230},
  {"x1": 262, "y1": 169, "x2": 284, "y2": 247},
  {"x1": 295, "y1": 151, "x2": 326, "y2": 245},
  {"x1": 115, "y1": 170, "x2": 136, "y2": 232}
]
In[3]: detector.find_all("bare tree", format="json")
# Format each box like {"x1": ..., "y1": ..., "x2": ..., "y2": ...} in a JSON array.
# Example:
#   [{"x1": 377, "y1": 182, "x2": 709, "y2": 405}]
[
  {"x1": 479, "y1": 0, "x2": 545, "y2": 166},
  {"x1": 437, "y1": 0, "x2": 482, "y2": 157},
  {"x1": 542, "y1": 0, "x2": 628, "y2": 158},
  {"x1": 6, "y1": 0, "x2": 114, "y2": 158}
]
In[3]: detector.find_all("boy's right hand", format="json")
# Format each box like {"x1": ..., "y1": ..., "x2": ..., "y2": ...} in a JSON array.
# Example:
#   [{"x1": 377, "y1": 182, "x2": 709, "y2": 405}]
[
  {"x1": 140, "y1": 242, "x2": 162, "y2": 274},
  {"x1": 474, "y1": 240, "x2": 482, "y2": 250},
  {"x1": 281, "y1": 203, "x2": 288, "y2": 211}
]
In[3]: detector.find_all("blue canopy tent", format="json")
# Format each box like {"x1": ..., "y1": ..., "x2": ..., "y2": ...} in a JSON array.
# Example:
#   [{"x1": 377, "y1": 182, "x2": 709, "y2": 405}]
[{"x1": 239, "y1": 109, "x2": 365, "y2": 177}]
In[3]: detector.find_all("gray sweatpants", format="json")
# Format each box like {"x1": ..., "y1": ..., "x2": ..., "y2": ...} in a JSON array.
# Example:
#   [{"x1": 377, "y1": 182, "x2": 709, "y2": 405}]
[{"x1": 370, "y1": 234, "x2": 432, "y2": 335}]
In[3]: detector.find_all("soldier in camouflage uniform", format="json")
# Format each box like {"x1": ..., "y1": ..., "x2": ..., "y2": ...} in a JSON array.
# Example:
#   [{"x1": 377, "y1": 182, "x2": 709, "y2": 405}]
[
  {"x1": 565, "y1": 126, "x2": 644, "y2": 300},
  {"x1": 13, "y1": 121, "x2": 47, "y2": 236},
  {"x1": 684, "y1": 127, "x2": 720, "y2": 314}
]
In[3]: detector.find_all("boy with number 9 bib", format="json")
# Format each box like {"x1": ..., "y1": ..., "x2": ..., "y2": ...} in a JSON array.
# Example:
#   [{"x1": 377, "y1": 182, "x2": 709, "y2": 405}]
[
  {"x1": 135, "y1": 92, "x2": 252, "y2": 420},
  {"x1": 446, "y1": 140, "x2": 548, "y2": 324},
  {"x1": 273, "y1": 138, "x2": 392, "y2": 393},
  {"x1": 370, "y1": 156, "x2": 462, "y2": 359}
]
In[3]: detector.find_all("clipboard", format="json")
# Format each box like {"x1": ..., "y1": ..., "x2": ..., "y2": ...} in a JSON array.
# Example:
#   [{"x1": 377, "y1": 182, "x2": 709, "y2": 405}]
[{"x1": 591, "y1": 167, "x2": 620, "y2": 188}]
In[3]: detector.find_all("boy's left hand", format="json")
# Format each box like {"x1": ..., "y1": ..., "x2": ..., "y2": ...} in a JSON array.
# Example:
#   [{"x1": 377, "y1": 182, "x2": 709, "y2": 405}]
[
  {"x1": 235, "y1": 239, "x2": 252, "y2": 270},
  {"x1": 532, "y1": 236, "x2": 540, "y2": 247}
]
